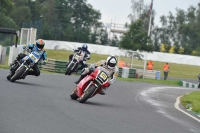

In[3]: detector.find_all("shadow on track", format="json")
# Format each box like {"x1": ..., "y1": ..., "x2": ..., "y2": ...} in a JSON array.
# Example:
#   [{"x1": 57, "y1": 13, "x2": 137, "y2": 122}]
[{"x1": 69, "y1": 99, "x2": 123, "y2": 108}]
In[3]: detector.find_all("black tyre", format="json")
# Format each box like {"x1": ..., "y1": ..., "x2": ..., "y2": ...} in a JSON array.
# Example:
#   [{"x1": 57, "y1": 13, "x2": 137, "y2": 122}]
[
  {"x1": 79, "y1": 84, "x2": 96, "y2": 103},
  {"x1": 10, "y1": 66, "x2": 26, "y2": 82},
  {"x1": 6, "y1": 75, "x2": 11, "y2": 80},
  {"x1": 70, "y1": 88, "x2": 78, "y2": 100},
  {"x1": 65, "y1": 63, "x2": 73, "y2": 75}
]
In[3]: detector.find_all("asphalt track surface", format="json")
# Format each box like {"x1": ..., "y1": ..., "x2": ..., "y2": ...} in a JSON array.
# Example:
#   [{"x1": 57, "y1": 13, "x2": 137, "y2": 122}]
[{"x1": 0, "y1": 69, "x2": 199, "y2": 133}]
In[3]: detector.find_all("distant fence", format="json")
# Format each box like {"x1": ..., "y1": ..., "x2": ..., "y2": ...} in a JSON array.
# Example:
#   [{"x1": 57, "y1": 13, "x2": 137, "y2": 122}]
[
  {"x1": 40, "y1": 58, "x2": 67, "y2": 73},
  {"x1": 40, "y1": 58, "x2": 160, "y2": 79}
]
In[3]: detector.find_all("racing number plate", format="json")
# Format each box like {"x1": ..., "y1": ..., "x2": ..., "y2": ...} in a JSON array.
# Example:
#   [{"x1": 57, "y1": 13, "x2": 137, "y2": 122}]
[
  {"x1": 99, "y1": 71, "x2": 108, "y2": 81},
  {"x1": 75, "y1": 55, "x2": 80, "y2": 59},
  {"x1": 29, "y1": 54, "x2": 38, "y2": 62}
]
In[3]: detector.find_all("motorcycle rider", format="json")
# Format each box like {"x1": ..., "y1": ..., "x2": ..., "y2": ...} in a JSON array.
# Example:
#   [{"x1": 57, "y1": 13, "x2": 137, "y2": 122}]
[
  {"x1": 8, "y1": 39, "x2": 47, "y2": 80},
  {"x1": 67, "y1": 44, "x2": 90, "y2": 73},
  {"x1": 74, "y1": 55, "x2": 118, "y2": 95}
]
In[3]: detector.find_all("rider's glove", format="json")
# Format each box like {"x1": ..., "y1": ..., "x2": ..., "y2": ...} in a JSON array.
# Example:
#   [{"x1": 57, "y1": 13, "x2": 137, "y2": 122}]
[
  {"x1": 86, "y1": 55, "x2": 90, "y2": 60},
  {"x1": 110, "y1": 78, "x2": 116, "y2": 85},
  {"x1": 41, "y1": 60, "x2": 47, "y2": 65},
  {"x1": 89, "y1": 67, "x2": 95, "y2": 72}
]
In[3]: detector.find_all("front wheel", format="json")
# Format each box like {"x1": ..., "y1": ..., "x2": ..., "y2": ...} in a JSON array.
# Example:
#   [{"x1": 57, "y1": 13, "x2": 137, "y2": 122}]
[
  {"x1": 10, "y1": 66, "x2": 26, "y2": 82},
  {"x1": 7, "y1": 75, "x2": 11, "y2": 80},
  {"x1": 70, "y1": 88, "x2": 78, "y2": 100},
  {"x1": 79, "y1": 84, "x2": 97, "y2": 103},
  {"x1": 65, "y1": 63, "x2": 73, "y2": 75}
]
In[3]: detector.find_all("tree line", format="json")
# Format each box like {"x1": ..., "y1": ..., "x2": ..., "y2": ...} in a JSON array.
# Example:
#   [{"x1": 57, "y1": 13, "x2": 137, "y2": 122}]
[
  {"x1": 0, "y1": 0, "x2": 113, "y2": 46},
  {"x1": 1, "y1": 0, "x2": 200, "y2": 55}
]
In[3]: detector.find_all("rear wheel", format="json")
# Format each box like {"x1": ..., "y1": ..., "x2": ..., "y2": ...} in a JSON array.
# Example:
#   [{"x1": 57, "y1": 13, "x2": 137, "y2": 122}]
[
  {"x1": 79, "y1": 85, "x2": 96, "y2": 103},
  {"x1": 70, "y1": 88, "x2": 78, "y2": 100},
  {"x1": 10, "y1": 66, "x2": 26, "y2": 82}
]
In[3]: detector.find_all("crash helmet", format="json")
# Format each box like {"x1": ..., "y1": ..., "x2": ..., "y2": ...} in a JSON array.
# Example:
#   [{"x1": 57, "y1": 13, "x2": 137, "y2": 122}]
[
  {"x1": 36, "y1": 39, "x2": 45, "y2": 50},
  {"x1": 106, "y1": 55, "x2": 117, "y2": 69},
  {"x1": 82, "y1": 44, "x2": 88, "y2": 52}
]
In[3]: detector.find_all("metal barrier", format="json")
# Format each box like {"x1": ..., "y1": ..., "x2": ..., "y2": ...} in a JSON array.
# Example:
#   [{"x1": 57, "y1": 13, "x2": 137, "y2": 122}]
[
  {"x1": 40, "y1": 59, "x2": 160, "y2": 79},
  {"x1": 40, "y1": 58, "x2": 67, "y2": 73},
  {"x1": 136, "y1": 69, "x2": 160, "y2": 80},
  {"x1": 118, "y1": 67, "x2": 136, "y2": 78},
  {"x1": 41, "y1": 60, "x2": 137, "y2": 78}
]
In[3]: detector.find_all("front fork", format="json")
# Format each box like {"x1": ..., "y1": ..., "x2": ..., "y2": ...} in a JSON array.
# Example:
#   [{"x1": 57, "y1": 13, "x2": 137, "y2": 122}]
[
  {"x1": 83, "y1": 81, "x2": 99, "y2": 96},
  {"x1": 14, "y1": 62, "x2": 30, "y2": 78}
]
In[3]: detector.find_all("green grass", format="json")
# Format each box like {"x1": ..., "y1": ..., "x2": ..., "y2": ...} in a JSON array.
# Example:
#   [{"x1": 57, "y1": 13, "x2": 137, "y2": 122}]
[
  {"x1": 46, "y1": 49, "x2": 109, "y2": 63},
  {"x1": 180, "y1": 91, "x2": 200, "y2": 113},
  {"x1": 46, "y1": 49, "x2": 200, "y2": 79},
  {"x1": 117, "y1": 77, "x2": 181, "y2": 86}
]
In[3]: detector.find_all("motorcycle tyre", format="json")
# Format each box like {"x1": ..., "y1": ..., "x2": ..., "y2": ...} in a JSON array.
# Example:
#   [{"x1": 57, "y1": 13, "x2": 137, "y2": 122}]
[
  {"x1": 79, "y1": 84, "x2": 96, "y2": 103},
  {"x1": 65, "y1": 63, "x2": 73, "y2": 75},
  {"x1": 7, "y1": 75, "x2": 11, "y2": 80},
  {"x1": 70, "y1": 88, "x2": 78, "y2": 100},
  {"x1": 10, "y1": 66, "x2": 26, "y2": 82}
]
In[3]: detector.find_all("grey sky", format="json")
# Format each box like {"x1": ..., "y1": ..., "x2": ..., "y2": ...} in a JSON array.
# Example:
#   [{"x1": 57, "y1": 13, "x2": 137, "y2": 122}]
[{"x1": 87, "y1": 0, "x2": 200, "y2": 27}]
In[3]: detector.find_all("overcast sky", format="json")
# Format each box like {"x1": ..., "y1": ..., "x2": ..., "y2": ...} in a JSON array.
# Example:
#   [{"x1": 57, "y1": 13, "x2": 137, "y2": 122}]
[{"x1": 87, "y1": 0, "x2": 200, "y2": 27}]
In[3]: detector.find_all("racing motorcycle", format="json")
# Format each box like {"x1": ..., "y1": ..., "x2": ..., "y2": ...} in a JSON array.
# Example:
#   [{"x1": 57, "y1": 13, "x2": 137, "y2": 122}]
[
  {"x1": 65, "y1": 52, "x2": 82, "y2": 75},
  {"x1": 70, "y1": 67, "x2": 110, "y2": 103},
  {"x1": 7, "y1": 49, "x2": 43, "y2": 82}
]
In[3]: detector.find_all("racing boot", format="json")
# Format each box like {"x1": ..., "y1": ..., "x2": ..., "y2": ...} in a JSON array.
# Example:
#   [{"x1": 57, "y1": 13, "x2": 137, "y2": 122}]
[
  {"x1": 10, "y1": 60, "x2": 18, "y2": 69},
  {"x1": 74, "y1": 67, "x2": 79, "y2": 74},
  {"x1": 75, "y1": 74, "x2": 87, "y2": 84},
  {"x1": 98, "y1": 88, "x2": 107, "y2": 95}
]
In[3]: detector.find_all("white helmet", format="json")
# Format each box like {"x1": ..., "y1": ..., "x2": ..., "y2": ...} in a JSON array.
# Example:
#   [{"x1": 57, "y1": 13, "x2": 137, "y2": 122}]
[{"x1": 106, "y1": 55, "x2": 117, "y2": 69}]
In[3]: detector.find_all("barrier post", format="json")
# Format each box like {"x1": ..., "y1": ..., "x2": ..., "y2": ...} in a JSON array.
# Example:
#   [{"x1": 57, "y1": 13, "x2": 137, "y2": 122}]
[{"x1": 156, "y1": 71, "x2": 160, "y2": 80}]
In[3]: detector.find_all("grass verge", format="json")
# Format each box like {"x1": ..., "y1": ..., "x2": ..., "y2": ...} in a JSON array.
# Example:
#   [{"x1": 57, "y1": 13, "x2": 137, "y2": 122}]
[
  {"x1": 117, "y1": 77, "x2": 181, "y2": 86},
  {"x1": 180, "y1": 90, "x2": 200, "y2": 113}
]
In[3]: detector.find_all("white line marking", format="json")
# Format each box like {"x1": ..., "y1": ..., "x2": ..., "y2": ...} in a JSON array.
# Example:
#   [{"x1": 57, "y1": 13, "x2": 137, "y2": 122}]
[{"x1": 174, "y1": 96, "x2": 200, "y2": 123}]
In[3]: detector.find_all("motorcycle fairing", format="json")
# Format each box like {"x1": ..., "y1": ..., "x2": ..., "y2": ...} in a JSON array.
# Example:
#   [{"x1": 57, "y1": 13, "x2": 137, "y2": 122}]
[
  {"x1": 22, "y1": 51, "x2": 41, "y2": 64},
  {"x1": 76, "y1": 68, "x2": 110, "y2": 97}
]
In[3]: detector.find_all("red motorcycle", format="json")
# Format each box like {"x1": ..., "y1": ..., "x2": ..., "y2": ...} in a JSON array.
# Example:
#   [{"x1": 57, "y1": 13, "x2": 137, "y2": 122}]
[{"x1": 70, "y1": 67, "x2": 110, "y2": 103}]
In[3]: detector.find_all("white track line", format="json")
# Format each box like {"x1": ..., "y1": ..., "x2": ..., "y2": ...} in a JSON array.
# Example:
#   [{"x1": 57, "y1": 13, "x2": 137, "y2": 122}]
[{"x1": 174, "y1": 96, "x2": 200, "y2": 123}]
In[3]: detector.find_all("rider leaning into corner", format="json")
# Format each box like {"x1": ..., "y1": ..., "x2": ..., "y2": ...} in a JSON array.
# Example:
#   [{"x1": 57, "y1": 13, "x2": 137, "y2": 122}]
[
  {"x1": 8, "y1": 39, "x2": 48, "y2": 80},
  {"x1": 74, "y1": 55, "x2": 118, "y2": 95},
  {"x1": 67, "y1": 44, "x2": 91, "y2": 73}
]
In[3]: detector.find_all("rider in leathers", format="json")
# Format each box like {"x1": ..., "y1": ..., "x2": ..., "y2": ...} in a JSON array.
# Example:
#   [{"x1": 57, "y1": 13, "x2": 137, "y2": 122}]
[
  {"x1": 67, "y1": 44, "x2": 90, "y2": 73},
  {"x1": 74, "y1": 55, "x2": 118, "y2": 95},
  {"x1": 8, "y1": 39, "x2": 47, "y2": 80}
]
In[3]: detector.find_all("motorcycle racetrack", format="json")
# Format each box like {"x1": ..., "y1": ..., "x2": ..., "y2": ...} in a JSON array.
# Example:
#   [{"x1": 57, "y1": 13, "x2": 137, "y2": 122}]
[{"x1": 0, "y1": 68, "x2": 199, "y2": 133}]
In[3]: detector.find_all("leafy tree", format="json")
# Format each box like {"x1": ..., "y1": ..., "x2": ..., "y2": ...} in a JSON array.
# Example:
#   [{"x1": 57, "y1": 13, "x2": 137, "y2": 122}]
[
  {"x1": 0, "y1": 0, "x2": 17, "y2": 28},
  {"x1": 26, "y1": 0, "x2": 41, "y2": 21},
  {"x1": 40, "y1": 22, "x2": 54, "y2": 40},
  {"x1": 169, "y1": 46, "x2": 175, "y2": 53},
  {"x1": 119, "y1": 20, "x2": 153, "y2": 52},
  {"x1": 99, "y1": 28, "x2": 109, "y2": 45},
  {"x1": 0, "y1": 13, "x2": 17, "y2": 28},
  {"x1": 160, "y1": 44, "x2": 165, "y2": 52},
  {"x1": 110, "y1": 35, "x2": 119, "y2": 46},
  {"x1": 90, "y1": 30, "x2": 98, "y2": 44},
  {"x1": 0, "y1": 0, "x2": 13, "y2": 14}
]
